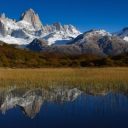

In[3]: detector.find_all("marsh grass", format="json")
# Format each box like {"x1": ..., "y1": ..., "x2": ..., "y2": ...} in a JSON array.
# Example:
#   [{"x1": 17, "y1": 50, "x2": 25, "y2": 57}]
[{"x1": 0, "y1": 68, "x2": 128, "y2": 93}]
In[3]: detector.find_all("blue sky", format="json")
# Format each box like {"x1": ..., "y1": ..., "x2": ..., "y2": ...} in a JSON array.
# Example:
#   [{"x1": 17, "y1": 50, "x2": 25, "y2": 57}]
[{"x1": 0, "y1": 0, "x2": 128, "y2": 32}]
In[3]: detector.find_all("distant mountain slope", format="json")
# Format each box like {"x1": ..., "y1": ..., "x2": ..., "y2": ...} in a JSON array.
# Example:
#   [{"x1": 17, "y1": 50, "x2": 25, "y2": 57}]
[
  {"x1": 26, "y1": 29, "x2": 128, "y2": 56},
  {"x1": 68, "y1": 29, "x2": 128, "y2": 56}
]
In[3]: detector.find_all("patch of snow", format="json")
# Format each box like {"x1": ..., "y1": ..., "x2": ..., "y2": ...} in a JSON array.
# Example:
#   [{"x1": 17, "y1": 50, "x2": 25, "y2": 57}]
[
  {"x1": 0, "y1": 35, "x2": 33, "y2": 45},
  {"x1": 86, "y1": 29, "x2": 111, "y2": 38},
  {"x1": 6, "y1": 21, "x2": 19, "y2": 30},
  {"x1": 17, "y1": 20, "x2": 35, "y2": 31},
  {"x1": 43, "y1": 31, "x2": 76, "y2": 45},
  {"x1": 124, "y1": 36, "x2": 128, "y2": 42}
]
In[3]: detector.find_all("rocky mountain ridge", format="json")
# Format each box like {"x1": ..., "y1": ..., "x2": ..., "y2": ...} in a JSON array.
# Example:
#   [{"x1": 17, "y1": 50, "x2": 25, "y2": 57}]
[
  {"x1": 0, "y1": 9, "x2": 128, "y2": 56},
  {"x1": 0, "y1": 9, "x2": 80, "y2": 45},
  {"x1": 27, "y1": 29, "x2": 128, "y2": 56}
]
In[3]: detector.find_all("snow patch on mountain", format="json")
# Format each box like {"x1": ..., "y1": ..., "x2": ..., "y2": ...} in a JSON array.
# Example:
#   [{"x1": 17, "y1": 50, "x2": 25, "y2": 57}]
[
  {"x1": 124, "y1": 36, "x2": 128, "y2": 41},
  {"x1": 84, "y1": 29, "x2": 112, "y2": 38},
  {"x1": 43, "y1": 31, "x2": 77, "y2": 45},
  {"x1": 17, "y1": 20, "x2": 35, "y2": 31},
  {"x1": 0, "y1": 35, "x2": 33, "y2": 45}
]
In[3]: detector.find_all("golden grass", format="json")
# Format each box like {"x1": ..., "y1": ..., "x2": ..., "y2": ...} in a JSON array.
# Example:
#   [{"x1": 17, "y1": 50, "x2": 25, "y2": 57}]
[{"x1": 0, "y1": 68, "x2": 128, "y2": 92}]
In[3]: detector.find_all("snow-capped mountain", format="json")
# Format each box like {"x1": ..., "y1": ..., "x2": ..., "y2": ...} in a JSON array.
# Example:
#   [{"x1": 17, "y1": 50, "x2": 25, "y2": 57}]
[
  {"x1": 68, "y1": 29, "x2": 128, "y2": 56},
  {"x1": 26, "y1": 29, "x2": 128, "y2": 56},
  {"x1": 115, "y1": 27, "x2": 128, "y2": 42},
  {"x1": 20, "y1": 8, "x2": 43, "y2": 30},
  {"x1": 0, "y1": 9, "x2": 128, "y2": 56},
  {"x1": 0, "y1": 9, "x2": 80, "y2": 45}
]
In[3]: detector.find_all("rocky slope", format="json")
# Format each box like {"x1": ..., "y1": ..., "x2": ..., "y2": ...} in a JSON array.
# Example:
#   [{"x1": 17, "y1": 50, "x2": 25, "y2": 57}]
[{"x1": 68, "y1": 29, "x2": 128, "y2": 56}]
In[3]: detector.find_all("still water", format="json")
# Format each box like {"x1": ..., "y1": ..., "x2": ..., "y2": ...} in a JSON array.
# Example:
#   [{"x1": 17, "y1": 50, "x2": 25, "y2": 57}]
[{"x1": 0, "y1": 87, "x2": 128, "y2": 128}]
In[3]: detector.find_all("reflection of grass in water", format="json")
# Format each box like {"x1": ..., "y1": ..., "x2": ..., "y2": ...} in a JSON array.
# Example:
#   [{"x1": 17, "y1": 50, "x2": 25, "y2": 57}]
[{"x1": 0, "y1": 68, "x2": 128, "y2": 93}]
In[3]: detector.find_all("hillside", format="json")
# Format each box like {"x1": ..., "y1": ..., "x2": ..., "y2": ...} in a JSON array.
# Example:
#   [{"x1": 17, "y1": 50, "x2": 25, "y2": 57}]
[{"x1": 0, "y1": 41, "x2": 128, "y2": 68}]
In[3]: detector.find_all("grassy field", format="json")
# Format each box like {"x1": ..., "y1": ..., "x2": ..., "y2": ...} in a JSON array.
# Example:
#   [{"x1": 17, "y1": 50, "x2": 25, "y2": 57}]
[{"x1": 0, "y1": 68, "x2": 128, "y2": 93}]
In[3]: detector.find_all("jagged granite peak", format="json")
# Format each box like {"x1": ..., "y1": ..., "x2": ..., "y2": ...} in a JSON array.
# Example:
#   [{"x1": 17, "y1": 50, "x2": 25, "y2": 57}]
[
  {"x1": 52, "y1": 22, "x2": 62, "y2": 31},
  {"x1": 0, "y1": 9, "x2": 81, "y2": 45},
  {"x1": 51, "y1": 22, "x2": 80, "y2": 34},
  {"x1": 0, "y1": 9, "x2": 80, "y2": 45},
  {"x1": 66, "y1": 25, "x2": 80, "y2": 35},
  {"x1": 41, "y1": 23, "x2": 81, "y2": 45},
  {"x1": 20, "y1": 8, "x2": 43, "y2": 30}
]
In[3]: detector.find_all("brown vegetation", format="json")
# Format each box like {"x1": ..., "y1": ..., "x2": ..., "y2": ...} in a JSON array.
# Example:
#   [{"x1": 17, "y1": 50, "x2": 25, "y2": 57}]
[
  {"x1": 0, "y1": 43, "x2": 128, "y2": 68},
  {"x1": 0, "y1": 68, "x2": 128, "y2": 92}
]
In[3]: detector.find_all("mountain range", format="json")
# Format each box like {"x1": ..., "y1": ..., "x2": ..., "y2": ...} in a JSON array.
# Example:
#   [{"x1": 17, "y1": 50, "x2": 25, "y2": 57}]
[{"x1": 0, "y1": 8, "x2": 128, "y2": 56}]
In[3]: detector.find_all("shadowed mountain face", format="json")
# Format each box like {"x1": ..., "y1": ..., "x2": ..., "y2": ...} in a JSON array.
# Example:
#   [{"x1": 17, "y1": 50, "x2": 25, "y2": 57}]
[
  {"x1": 26, "y1": 38, "x2": 48, "y2": 51},
  {"x1": 0, "y1": 87, "x2": 82, "y2": 119}
]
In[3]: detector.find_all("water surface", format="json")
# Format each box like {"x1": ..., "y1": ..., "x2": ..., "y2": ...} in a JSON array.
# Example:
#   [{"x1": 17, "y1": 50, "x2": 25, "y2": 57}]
[{"x1": 0, "y1": 87, "x2": 128, "y2": 128}]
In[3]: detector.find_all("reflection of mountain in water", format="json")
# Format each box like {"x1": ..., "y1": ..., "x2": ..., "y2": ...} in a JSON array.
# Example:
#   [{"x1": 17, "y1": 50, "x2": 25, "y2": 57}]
[{"x1": 0, "y1": 87, "x2": 82, "y2": 119}]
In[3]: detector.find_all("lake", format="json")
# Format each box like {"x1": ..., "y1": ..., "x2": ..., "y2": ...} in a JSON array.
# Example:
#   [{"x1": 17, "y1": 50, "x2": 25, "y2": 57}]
[{"x1": 0, "y1": 87, "x2": 128, "y2": 128}]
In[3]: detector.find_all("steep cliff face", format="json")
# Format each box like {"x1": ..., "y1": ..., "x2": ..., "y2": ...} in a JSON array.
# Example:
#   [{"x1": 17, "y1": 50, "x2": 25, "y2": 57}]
[
  {"x1": 20, "y1": 8, "x2": 43, "y2": 30},
  {"x1": 0, "y1": 20, "x2": 6, "y2": 36}
]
